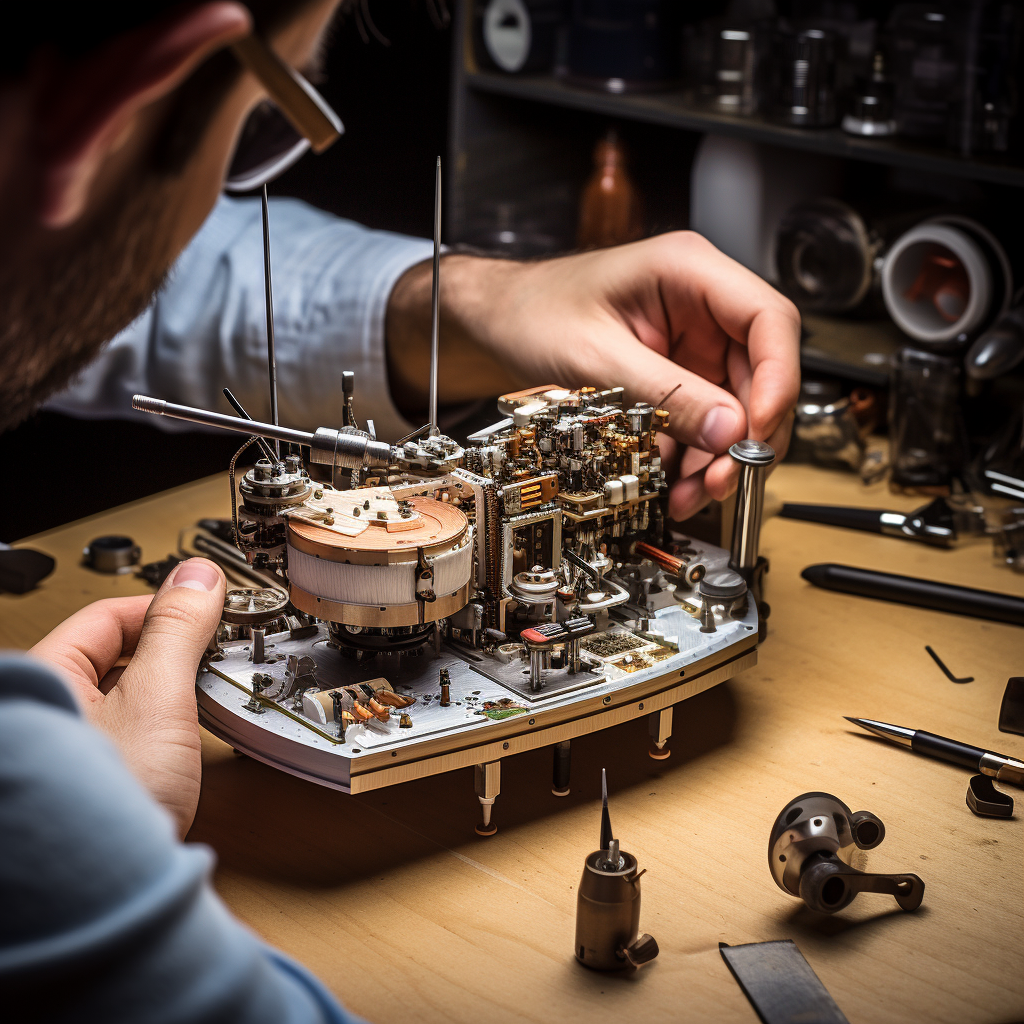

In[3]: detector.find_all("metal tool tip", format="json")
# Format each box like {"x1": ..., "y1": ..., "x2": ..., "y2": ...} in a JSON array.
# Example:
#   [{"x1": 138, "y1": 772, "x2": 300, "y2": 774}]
[{"x1": 601, "y1": 768, "x2": 607, "y2": 802}]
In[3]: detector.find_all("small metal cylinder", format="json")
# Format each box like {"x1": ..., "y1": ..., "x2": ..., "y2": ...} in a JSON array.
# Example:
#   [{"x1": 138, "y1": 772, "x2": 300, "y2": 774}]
[
  {"x1": 251, "y1": 628, "x2": 265, "y2": 664},
  {"x1": 529, "y1": 647, "x2": 545, "y2": 691},
  {"x1": 728, "y1": 440, "x2": 776, "y2": 574},
  {"x1": 575, "y1": 851, "x2": 643, "y2": 970}
]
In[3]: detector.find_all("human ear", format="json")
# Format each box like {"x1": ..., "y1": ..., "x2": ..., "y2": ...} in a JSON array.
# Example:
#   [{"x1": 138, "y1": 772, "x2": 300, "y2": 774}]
[{"x1": 35, "y1": 1, "x2": 252, "y2": 229}]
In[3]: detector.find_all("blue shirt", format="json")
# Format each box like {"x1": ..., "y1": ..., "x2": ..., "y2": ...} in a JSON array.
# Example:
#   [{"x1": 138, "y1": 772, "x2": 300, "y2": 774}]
[
  {"x1": 47, "y1": 196, "x2": 436, "y2": 442},
  {"x1": 0, "y1": 655, "x2": 362, "y2": 1022}
]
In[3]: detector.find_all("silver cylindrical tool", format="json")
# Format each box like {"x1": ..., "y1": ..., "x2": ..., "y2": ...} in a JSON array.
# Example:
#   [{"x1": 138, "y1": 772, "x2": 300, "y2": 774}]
[
  {"x1": 728, "y1": 440, "x2": 776, "y2": 574},
  {"x1": 131, "y1": 395, "x2": 393, "y2": 469}
]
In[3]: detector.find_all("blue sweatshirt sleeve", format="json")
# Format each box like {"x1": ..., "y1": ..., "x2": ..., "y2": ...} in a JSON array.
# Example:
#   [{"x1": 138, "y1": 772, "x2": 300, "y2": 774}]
[
  {"x1": 45, "y1": 195, "x2": 436, "y2": 443},
  {"x1": 0, "y1": 655, "x2": 364, "y2": 1024}
]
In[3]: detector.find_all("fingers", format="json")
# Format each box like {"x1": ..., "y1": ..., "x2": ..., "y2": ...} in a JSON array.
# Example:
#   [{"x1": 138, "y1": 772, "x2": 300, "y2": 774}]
[
  {"x1": 592, "y1": 333, "x2": 749, "y2": 456},
  {"x1": 30, "y1": 596, "x2": 153, "y2": 709},
  {"x1": 111, "y1": 559, "x2": 226, "y2": 722},
  {"x1": 650, "y1": 233, "x2": 801, "y2": 441}
]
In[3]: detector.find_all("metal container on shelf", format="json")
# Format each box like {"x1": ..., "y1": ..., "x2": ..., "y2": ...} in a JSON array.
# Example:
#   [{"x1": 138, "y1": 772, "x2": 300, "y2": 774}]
[{"x1": 773, "y1": 26, "x2": 838, "y2": 127}]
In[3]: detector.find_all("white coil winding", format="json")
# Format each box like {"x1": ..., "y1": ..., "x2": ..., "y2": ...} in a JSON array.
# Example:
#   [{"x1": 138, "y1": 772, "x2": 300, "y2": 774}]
[{"x1": 286, "y1": 540, "x2": 472, "y2": 607}]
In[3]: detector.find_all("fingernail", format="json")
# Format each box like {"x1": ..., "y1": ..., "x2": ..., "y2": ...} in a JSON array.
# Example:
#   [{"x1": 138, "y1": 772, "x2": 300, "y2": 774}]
[
  {"x1": 700, "y1": 406, "x2": 742, "y2": 452},
  {"x1": 170, "y1": 559, "x2": 221, "y2": 592}
]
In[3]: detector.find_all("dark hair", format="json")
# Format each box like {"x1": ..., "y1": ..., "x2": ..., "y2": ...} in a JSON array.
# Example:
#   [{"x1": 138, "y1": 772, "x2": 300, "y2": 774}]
[{"x1": 6, "y1": 1, "x2": 316, "y2": 174}]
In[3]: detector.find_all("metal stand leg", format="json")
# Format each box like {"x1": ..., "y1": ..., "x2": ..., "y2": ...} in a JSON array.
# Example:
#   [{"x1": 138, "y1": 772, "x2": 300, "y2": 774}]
[
  {"x1": 648, "y1": 706, "x2": 673, "y2": 760},
  {"x1": 552, "y1": 740, "x2": 571, "y2": 797},
  {"x1": 474, "y1": 761, "x2": 501, "y2": 836}
]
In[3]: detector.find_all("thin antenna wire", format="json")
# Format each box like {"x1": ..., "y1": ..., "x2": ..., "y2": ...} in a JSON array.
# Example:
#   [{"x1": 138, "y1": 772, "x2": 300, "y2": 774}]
[
  {"x1": 223, "y1": 388, "x2": 278, "y2": 465},
  {"x1": 428, "y1": 156, "x2": 441, "y2": 436},
  {"x1": 261, "y1": 185, "x2": 280, "y2": 458}
]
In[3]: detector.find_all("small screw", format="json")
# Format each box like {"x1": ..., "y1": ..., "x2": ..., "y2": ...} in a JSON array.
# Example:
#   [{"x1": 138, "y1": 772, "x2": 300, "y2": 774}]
[
  {"x1": 603, "y1": 696, "x2": 612, "y2": 705},
  {"x1": 503, "y1": 741, "x2": 510, "y2": 750},
  {"x1": 314, "y1": 489, "x2": 323, "y2": 499}
]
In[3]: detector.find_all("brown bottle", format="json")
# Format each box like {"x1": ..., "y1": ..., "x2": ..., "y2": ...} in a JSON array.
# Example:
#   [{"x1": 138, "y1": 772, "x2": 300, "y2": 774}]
[{"x1": 577, "y1": 130, "x2": 644, "y2": 249}]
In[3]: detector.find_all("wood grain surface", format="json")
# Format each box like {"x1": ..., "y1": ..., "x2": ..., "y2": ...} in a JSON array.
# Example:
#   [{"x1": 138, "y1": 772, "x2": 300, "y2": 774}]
[{"x1": 4, "y1": 464, "x2": 1023, "y2": 1024}]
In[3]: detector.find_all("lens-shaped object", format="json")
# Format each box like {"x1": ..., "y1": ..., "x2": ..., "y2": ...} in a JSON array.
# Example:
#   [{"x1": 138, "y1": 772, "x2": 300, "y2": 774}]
[
  {"x1": 776, "y1": 199, "x2": 874, "y2": 312},
  {"x1": 882, "y1": 217, "x2": 1011, "y2": 344}
]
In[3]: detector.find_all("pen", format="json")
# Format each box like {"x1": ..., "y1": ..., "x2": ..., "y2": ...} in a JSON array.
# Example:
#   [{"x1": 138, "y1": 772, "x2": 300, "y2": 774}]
[
  {"x1": 846, "y1": 717, "x2": 1024, "y2": 787},
  {"x1": 801, "y1": 563, "x2": 1024, "y2": 626}
]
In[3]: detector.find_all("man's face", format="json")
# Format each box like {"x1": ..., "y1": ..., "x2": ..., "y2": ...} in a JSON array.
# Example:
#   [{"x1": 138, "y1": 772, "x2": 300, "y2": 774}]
[{"x1": 0, "y1": 0, "x2": 340, "y2": 431}]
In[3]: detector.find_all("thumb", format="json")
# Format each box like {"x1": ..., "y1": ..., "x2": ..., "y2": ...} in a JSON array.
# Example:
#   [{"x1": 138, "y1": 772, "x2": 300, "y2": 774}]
[
  {"x1": 590, "y1": 333, "x2": 748, "y2": 456},
  {"x1": 115, "y1": 558, "x2": 226, "y2": 719},
  {"x1": 106, "y1": 558, "x2": 225, "y2": 757},
  {"x1": 105, "y1": 558, "x2": 225, "y2": 836}
]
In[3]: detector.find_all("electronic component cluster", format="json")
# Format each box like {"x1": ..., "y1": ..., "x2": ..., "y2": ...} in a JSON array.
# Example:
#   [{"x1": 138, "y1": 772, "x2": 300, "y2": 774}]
[{"x1": 135, "y1": 378, "x2": 772, "y2": 829}]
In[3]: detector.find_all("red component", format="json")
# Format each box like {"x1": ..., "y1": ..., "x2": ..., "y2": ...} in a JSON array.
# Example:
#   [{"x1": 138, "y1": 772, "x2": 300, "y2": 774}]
[{"x1": 521, "y1": 627, "x2": 553, "y2": 645}]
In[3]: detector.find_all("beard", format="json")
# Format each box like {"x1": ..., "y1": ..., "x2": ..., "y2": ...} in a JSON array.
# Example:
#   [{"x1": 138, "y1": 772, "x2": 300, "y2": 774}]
[{"x1": 0, "y1": 172, "x2": 177, "y2": 433}]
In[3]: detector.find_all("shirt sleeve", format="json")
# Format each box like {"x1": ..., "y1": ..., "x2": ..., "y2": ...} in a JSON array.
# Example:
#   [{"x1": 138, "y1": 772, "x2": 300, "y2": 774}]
[
  {"x1": 45, "y1": 195, "x2": 436, "y2": 443},
  {"x1": 0, "y1": 654, "x2": 364, "y2": 1024}
]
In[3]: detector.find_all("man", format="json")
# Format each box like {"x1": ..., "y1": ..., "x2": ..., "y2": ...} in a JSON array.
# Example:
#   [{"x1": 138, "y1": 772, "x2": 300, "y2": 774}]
[{"x1": 1, "y1": 1, "x2": 799, "y2": 1019}]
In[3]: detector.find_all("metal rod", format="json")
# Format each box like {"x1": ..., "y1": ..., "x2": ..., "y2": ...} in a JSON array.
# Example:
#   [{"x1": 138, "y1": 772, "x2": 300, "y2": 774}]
[
  {"x1": 223, "y1": 388, "x2": 279, "y2": 465},
  {"x1": 728, "y1": 440, "x2": 776, "y2": 574},
  {"x1": 262, "y1": 185, "x2": 281, "y2": 458},
  {"x1": 428, "y1": 156, "x2": 441, "y2": 436},
  {"x1": 134, "y1": 394, "x2": 313, "y2": 447}
]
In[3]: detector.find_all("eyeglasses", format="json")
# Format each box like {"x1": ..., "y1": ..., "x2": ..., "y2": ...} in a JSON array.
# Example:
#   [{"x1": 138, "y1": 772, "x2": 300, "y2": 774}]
[{"x1": 225, "y1": 34, "x2": 343, "y2": 192}]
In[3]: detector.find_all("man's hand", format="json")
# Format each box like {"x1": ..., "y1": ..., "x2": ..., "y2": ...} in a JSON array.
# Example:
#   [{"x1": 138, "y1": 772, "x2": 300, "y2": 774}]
[
  {"x1": 29, "y1": 558, "x2": 226, "y2": 838},
  {"x1": 387, "y1": 232, "x2": 800, "y2": 521}
]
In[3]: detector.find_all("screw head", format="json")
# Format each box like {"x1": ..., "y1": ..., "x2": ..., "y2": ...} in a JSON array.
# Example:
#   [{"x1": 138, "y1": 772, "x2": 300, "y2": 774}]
[{"x1": 728, "y1": 439, "x2": 775, "y2": 466}]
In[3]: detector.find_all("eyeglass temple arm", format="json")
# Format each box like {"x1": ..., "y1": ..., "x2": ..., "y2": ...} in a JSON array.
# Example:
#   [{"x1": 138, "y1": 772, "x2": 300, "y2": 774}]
[{"x1": 230, "y1": 35, "x2": 342, "y2": 154}]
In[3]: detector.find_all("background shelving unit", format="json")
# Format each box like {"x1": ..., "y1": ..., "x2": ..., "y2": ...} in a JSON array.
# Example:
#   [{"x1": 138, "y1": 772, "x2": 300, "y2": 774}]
[{"x1": 448, "y1": 1, "x2": 1024, "y2": 389}]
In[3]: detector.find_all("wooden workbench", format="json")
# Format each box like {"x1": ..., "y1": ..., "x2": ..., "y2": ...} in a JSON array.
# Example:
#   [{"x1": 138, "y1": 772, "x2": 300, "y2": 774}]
[{"x1": 4, "y1": 464, "x2": 1022, "y2": 1024}]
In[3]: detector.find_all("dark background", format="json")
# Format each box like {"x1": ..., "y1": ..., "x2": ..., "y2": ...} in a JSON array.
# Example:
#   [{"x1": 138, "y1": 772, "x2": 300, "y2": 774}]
[{"x1": 0, "y1": 1, "x2": 453, "y2": 543}]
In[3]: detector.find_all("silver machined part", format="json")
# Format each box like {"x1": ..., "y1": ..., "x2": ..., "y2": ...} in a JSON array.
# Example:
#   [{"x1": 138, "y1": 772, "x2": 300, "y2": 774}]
[
  {"x1": 511, "y1": 567, "x2": 560, "y2": 605},
  {"x1": 222, "y1": 587, "x2": 290, "y2": 625},
  {"x1": 251, "y1": 628, "x2": 266, "y2": 664},
  {"x1": 729, "y1": 439, "x2": 776, "y2": 573},
  {"x1": 306, "y1": 427, "x2": 393, "y2": 469},
  {"x1": 529, "y1": 647, "x2": 547, "y2": 691},
  {"x1": 131, "y1": 396, "x2": 392, "y2": 469},
  {"x1": 239, "y1": 460, "x2": 311, "y2": 510}
]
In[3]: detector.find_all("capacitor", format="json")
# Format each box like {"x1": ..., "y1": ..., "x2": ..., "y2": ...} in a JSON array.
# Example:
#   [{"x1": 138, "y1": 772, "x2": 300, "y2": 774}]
[
  {"x1": 626, "y1": 404, "x2": 653, "y2": 434},
  {"x1": 575, "y1": 770, "x2": 659, "y2": 971}
]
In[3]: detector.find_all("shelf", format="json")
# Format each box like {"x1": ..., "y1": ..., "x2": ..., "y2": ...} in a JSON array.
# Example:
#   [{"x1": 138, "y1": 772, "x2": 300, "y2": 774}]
[
  {"x1": 799, "y1": 313, "x2": 905, "y2": 388},
  {"x1": 466, "y1": 71, "x2": 1024, "y2": 190}
]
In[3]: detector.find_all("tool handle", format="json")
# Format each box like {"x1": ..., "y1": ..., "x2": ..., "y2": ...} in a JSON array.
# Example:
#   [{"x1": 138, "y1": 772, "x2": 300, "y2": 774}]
[
  {"x1": 912, "y1": 730, "x2": 985, "y2": 770},
  {"x1": 802, "y1": 564, "x2": 1024, "y2": 626},
  {"x1": 780, "y1": 504, "x2": 884, "y2": 533}
]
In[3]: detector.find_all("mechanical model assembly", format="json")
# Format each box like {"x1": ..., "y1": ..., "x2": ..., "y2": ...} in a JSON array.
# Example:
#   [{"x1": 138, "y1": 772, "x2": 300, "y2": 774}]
[
  {"x1": 768, "y1": 793, "x2": 925, "y2": 914},
  {"x1": 131, "y1": 167, "x2": 774, "y2": 833}
]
